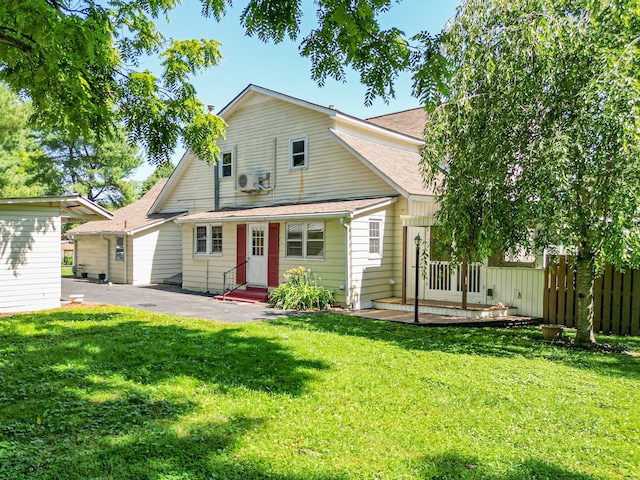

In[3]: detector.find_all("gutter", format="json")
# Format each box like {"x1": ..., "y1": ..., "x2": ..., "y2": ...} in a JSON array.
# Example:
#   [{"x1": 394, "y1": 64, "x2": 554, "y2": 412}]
[{"x1": 340, "y1": 214, "x2": 353, "y2": 309}]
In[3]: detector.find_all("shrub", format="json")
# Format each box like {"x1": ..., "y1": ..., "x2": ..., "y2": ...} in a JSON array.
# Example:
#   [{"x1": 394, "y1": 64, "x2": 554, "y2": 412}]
[{"x1": 269, "y1": 266, "x2": 334, "y2": 310}]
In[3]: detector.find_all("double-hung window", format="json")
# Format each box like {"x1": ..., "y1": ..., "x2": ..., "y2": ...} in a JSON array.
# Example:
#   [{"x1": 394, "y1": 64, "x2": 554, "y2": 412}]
[
  {"x1": 286, "y1": 222, "x2": 324, "y2": 258},
  {"x1": 369, "y1": 220, "x2": 381, "y2": 256},
  {"x1": 290, "y1": 136, "x2": 307, "y2": 169},
  {"x1": 220, "y1": 150, "x2": 233, "y2": 178},
  {"x1": 115, "y1": 236, "x2": 125, "y2": 261},
  {"x1": 194, "y1": 225, "x2": 223, "y2": 255}
]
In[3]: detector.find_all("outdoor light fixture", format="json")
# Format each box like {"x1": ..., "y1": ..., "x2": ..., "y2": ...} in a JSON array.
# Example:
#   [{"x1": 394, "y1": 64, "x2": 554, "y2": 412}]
[{"x1": 414, "y1": 234, "x2": 421, "y2": 323}]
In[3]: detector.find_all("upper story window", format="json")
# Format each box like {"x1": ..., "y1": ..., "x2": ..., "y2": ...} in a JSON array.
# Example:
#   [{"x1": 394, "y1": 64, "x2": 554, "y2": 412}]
[
  {"x1": 220, "y1": 150, "x2": 233, "y2": 178},
  {"x1": 369, "y1": 220, "x2": 381, "y2": 256},
  {"x1": 115, "y1": 236, "x2": 124, "y2": 261},
  {"x1": 290, "y1": 136, "x2": 307, "y2": 169}
]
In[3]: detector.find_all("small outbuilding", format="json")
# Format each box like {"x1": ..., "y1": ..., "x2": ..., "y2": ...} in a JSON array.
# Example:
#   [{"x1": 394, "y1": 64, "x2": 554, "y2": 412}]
[
  {"x1": 67, "y1": 179, "x2": 185, "y2": 285},
  {"x1": 0, "y1": 194, "x2": 112, "y2": 313}
]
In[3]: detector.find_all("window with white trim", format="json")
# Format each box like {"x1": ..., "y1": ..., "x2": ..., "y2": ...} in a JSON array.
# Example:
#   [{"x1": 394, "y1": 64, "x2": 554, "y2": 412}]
[
  {"x1": 286, "y1": 222, "x2": 324, "y2": 258},
  {"x1": 210, "y1": 225, "x2": 222, "y2": 254},
  {"x1": 194, "y1": 224, "x2": 223, "y2": 255},
  {"x1": 220, "y1": 150, "x2": 233, "y2": 178},
  {"x1": 290, "y1": 136, "x2": 307, "y2": 169},
  {"x1": 369, "y1": 220, "x2": 381, "y2": 255},
  {"x1": 115, "y1": 236, "x2": 125, "y2": 261}
]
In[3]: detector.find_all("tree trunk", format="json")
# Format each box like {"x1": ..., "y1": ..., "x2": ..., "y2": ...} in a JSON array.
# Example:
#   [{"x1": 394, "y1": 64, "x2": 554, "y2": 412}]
[
  {"x1": 461, "y1": 257, "x2": 468, "y2": 310},
  {"x1": 575, "y1": 251, "x2": 597, "y2": 346}
]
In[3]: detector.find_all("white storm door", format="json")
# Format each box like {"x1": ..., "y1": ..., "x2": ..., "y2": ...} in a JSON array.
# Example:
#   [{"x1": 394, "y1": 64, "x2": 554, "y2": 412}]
[{"x1": 247, "y1": 223, "x2": 268, "y2": 286}]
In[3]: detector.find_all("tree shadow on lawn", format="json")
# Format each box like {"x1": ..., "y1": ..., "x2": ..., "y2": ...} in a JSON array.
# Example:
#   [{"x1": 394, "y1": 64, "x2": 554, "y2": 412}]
[
  {"x1": 0, "y1": 310, "x2": 330, "y2": 479},
  {"x1": 417, "y1": 452, "x2": 605, "y2": 479},
  {"x1": 270, "y1": 314, "x2": 640, "y2": 381}
]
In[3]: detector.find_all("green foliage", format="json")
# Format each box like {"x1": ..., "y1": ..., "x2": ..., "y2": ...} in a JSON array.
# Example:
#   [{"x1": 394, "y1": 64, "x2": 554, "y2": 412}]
[
  {"x1": 28, "y1": 127, "x2": 143, "y2": 209},
  {"x1": 269, "y1": 266, "x2": 334, "y2": 310},
  {"x1": 0, "y1": 307, "x2": 638, "y2": 479},
  {"x1": 0, "y1": 84, "x2": 44, "y2": 197},
  {"x1": 417, "y1": 0, "x2": 640, "y2": 344},
  {"x1": 0, "y1": 1, "x2": 419, "y2": 162},
  {"x1": 141, "y1": 160, "x2": 175, "y2": 194}
]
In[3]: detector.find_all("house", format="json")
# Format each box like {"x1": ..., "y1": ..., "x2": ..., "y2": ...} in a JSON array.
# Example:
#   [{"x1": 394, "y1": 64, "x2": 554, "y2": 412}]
[
  {"x1": 66, "y1": 179, "x2": 184, "y2": 284},
  {"x1": 0, "y1": 194, "x2": 112, "y2": 313},
  {"x1": 147, "y1": 85, "x2": 544, "y2": 316}
]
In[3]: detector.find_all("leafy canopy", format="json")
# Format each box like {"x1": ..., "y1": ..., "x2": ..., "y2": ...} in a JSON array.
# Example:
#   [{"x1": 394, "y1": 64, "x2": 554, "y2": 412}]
[
  {"x1": 1, "y1": 0, "x2": 418, "y2": 163},
  {"x1": 29, "y1": 128, "x2": 143, "y2": 209},
  {"x1": 418, "y1": 0, "x2": 640, "y2": 343},
  {"x1": 420, "y1": 0, "x2": 640, "y2": 269}
]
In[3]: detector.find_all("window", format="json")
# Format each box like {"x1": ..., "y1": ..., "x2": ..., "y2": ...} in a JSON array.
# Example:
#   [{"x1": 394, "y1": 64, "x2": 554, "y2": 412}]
[
  {"x1": 488, "y1": 249, "x2": 536, "y2": 268},
  {"x1": 220, "y1": 150, "x2": 233, "y2": 178},
  {"x1": 195, "y1": 226, "x2": 207, "y2": 254},
  {"x1": 210, "y1": 225, "x2": 222, "y2": 254},
  {"x1": 286, "y1": 222, "x2": 324, "y2": 258},
  {"x1": 115, "y1": 236, "x2": 124, "y2": 261},
  {"x1": 369, "y1": 220, "x2": 381, "y2": 255},
  {"x1": 290, "y1": 136, "x2": 307, "y2": 169},
  {"x1": 195, "y1": 224, "x2": 223, "y2": 256}
]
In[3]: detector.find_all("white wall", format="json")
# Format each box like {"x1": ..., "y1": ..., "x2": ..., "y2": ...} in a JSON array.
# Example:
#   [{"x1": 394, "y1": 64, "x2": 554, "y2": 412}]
[
  {"x1": 132, "y1": 222, "x2": 182, "y2": 284},
  {"x1": 486, "y1": 267, "x2": 545, "y2": 317},
  {"x1": 0, "y1": 205, "x2": 62, "y2": 313}
]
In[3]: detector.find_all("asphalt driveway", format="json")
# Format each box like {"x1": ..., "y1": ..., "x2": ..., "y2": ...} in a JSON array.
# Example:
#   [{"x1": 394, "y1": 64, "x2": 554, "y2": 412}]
[{"x1": 61, "y1": 278, "x2": 292, "y2": 323}]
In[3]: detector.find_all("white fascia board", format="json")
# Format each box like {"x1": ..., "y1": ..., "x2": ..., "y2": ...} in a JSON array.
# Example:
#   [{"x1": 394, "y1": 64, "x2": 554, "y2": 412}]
[
  {"x1": 328, "y1": 130, "x2": 410, "y2": 198},
  {"x1": 129, "y1": 212, "x2": 187, "y2": 235},
  {"x1": 351, "y1": 197, "x2": 398, "y2": 218},
  {"x1": 176, "y1": 212, "x2": 351, "y2": 224},
  {"x1": 335, "y1": 114, "x2": 425, "y2": 147},
  {"x1": 218, "y1": 84, "x2": 339, "y2": 120}
]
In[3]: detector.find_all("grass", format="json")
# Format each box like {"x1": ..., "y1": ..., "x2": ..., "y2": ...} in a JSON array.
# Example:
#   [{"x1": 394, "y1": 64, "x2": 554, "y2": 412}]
[
  {"x1": 61, "y1": 266, "x2": 74, "y2": 277},
  {"x1": 1, "y1": 307, "x2": 639, "y2": 479}
]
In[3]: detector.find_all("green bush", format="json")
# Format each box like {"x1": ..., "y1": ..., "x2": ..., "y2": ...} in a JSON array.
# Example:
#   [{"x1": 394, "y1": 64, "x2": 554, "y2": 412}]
[
  {"x1": 269, "y1": 266, "x2": 334, "y2": 310},
  {"x1": 62, "y1": 255, "x2": 73, "y2": 266}
]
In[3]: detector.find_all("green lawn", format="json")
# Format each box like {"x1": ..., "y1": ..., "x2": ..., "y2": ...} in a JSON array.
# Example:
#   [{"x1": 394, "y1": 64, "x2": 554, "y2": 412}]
[
  {"x1": 1, "y1": 308, "x2": 639, "y2": 479},
  {"x1": 61, "y1": 265, "x2": 74, "y2": 277}
]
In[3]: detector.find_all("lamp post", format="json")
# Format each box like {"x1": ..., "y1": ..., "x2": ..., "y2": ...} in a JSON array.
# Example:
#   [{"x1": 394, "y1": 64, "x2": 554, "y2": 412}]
[{"x1": 414, "y1": 233, "x2": 421, "y2": 323}]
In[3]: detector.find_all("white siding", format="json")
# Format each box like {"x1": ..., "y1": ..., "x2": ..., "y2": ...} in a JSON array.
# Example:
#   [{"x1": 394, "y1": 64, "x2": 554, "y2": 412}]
[
  {"x1": 131, "y1": 222, "x2": 182, "y2": 284},
  {"x1": 159, "y1": 154, "x2": 215, "y2": 214},
  {"x1": 0, "y1": 205, "x2": 61, "y2": 313},
  {"x1": 181, "y1": 220, "x2": 348, "y2": 305},
  {"x1": 348, "y1": 205, "x2": 397, "y2": 309},
  {"x1": 216, "y1": 96, "x2": 396, "y2": 209},
  {"x1": 486, "y1": 267, "x2": 545, "y2": 317}
]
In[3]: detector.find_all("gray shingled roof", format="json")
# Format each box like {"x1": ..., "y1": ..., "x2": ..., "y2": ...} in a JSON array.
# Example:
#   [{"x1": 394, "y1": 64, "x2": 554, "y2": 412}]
[
  {"x1": 177, "y1": 197, "x2": 396, "y2": 222},
  {"x1": 330, "y1": 130, "x2": 434, "y2": 196},
  {"x1": 366, "y1": 108, "x2": 426, "y2": 139},
  {"x1": 67, "y1": 179, "x2": 185, "y2": 235}
]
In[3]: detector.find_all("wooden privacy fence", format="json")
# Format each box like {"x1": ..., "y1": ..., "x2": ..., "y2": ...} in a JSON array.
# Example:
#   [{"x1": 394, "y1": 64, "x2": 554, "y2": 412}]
[{"x1": 544, "y1": 256, "x2": 640, "y2": 336}]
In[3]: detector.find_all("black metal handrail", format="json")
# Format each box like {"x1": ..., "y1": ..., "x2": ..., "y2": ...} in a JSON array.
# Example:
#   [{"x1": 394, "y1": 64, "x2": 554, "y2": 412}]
[{"x1": 222, "y1": 260, "x2": 248, "y2": 299}]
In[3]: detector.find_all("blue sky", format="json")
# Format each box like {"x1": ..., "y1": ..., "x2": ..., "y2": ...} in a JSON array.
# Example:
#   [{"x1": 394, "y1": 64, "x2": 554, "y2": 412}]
[{"x1": 134, "y1": 0, "x2": 461, "y2": 179}]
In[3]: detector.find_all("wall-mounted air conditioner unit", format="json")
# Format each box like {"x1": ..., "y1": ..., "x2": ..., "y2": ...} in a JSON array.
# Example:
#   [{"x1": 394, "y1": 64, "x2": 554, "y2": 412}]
[{"x1": 237, "y1": 172, "x2": 260, "y2": 192}]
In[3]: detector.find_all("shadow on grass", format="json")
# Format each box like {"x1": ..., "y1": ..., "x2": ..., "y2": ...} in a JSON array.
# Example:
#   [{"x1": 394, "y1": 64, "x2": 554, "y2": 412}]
[
  {"x1": 270, "y1": 314, "x2": 640, "y2": 381},
  {"x1": 0, "y1": 309, "x2": 330, "y2": 479},
  {"x1": 418, "y1": 452, "x2": 604, "y2": 479}
]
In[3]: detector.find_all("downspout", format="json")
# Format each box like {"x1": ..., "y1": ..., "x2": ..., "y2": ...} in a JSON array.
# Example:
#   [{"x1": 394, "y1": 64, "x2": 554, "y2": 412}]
[
  {"x1": 214, "y1": 164, "x2": 220, "y2": 211},
  {"x1": 100, "y1": 234, "x2": 110, "y2": 282},
  {"x1": 341, "y1": 216, "x2": 352, "y2": 309}
]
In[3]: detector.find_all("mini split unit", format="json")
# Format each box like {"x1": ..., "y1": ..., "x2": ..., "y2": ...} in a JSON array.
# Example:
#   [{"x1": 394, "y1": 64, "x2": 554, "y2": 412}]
[{"x1": 237, "y1": 172, "x2": 260, "y2": 192}]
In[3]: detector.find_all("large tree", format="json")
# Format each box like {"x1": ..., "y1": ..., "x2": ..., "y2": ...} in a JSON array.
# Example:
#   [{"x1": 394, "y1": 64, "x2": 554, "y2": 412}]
[
  {"x1": 29, "y1": 128, "x2": 143, "y2": 209},
  {"x1": 0, "y1": 84, "x2": 44, "y2": 197},
  {"x1": 418, "y1": 0, "x2": 640, "y2": 345},
  {"x1": 0, "y1": 1, "x2": 413, "y2": 164}
]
